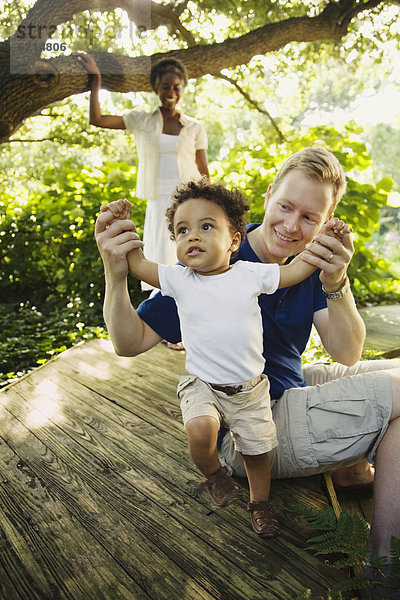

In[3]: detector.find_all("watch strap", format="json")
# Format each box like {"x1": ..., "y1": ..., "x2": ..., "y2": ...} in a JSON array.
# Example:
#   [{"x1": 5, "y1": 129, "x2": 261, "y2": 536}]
[{"x1": 322, "y1": 276, "x2": 350, "y2": 300}]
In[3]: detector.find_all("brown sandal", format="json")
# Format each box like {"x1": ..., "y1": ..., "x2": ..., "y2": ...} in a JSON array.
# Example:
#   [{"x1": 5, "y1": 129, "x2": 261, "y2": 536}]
[
  {"x1": 247, "y1": 501, "x2": 280, "y2": 537},
  {"x1": 202, "y1": 466, "x2": 243, "y2": 507}
]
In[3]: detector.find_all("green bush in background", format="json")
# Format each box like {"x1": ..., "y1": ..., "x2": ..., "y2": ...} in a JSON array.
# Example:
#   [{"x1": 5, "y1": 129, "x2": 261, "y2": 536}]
[
  {"x1": 0, "y1": 160, "x2": 148, "y2": 384},
  {"x1": 211, "y1": 123, "x2": 400, "y2": 305},
  {"x1": 1, "y1": 160, "x2": 146, "y2": 307},
  {"x1": 1, "y1": 124, "x2": 399, "y2": 384}
]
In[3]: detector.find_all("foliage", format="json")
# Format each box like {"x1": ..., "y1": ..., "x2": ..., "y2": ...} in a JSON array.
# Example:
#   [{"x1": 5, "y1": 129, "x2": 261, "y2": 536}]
[
  {"x1": 368, "y1": 227, "x2": 400, "y2": 277},
  {"x1": 0, "y1": 158, "x2": 151, "y2": 385},
  {"x1": 0, "y1": 159, "x2": 147, "y2": 306},
  {"x1": 210, "y1": 123, "x2": 400, "y2": 305},
  {"x1": 302, "y1": 326, "x2": 331, "y2": 365},
  {"x1": 351, "y1": 278, "x2": 400, "y2": 307},
  {"x1": 297, "y1": 505, "x2": 400, "y2": 600},
  {"x1": 365, "y1": 122, "x2": 400, "y2": 193},
  {"x1": 0, "y1": 300, "x2": 106, "y2": 388},
  {"x1": 1, "y1": 121, "x2": 399, "y2": 384},
  {"x1": 1, "y1": 0, "x2": 399, "y2": 147}
]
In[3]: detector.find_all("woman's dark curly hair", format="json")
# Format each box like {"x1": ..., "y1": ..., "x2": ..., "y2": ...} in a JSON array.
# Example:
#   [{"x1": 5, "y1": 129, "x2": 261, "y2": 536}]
[
  {"x1": 166, "y1": 178, "x2": 250, "y2": 241},
  {"x1": 150, "y1": 58, "x2": 188, "y2": 92}
]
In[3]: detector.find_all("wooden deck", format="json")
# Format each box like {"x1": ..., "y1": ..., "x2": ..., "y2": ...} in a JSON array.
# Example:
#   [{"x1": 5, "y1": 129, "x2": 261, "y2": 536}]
[
  {"x1": 0, "y1": 339, "x2": 373, "y2": 600},
  {"x1": 359, "y1": 304, "x2": 400, "y2": 357}
]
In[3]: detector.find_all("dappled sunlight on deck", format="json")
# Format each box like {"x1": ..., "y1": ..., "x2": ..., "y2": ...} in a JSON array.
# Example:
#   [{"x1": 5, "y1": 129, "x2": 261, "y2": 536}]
[
  {"x1": 0, "y1": 339, "x2": 370, "y2": 600},
  {"x1": 25, "y1": 380, "x2": 64, "y2": 429}
]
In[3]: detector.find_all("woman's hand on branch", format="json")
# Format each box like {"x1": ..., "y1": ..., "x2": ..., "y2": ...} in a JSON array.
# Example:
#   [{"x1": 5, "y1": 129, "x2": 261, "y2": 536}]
[{"x1": 74, "y1": 52, "x2": 101, "y2": 76}]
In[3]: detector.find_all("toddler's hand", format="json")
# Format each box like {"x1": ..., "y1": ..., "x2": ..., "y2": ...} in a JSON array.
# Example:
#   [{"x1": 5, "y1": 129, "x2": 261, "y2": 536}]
[
  {"x1": 100, "y1": 198, "x2": 131, "y2": 222},
  {"x1": 322, "y1": 217, "x2": 352, "y2": 241}
]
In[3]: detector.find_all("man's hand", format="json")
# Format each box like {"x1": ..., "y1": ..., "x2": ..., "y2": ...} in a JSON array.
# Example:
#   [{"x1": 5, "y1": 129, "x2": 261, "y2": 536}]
[
  {"x1": 95, "y1": 207, "x2": 143, "y2": 282},
  {"x1": 300, "y1": 217, "x2": 354, "y2": 292}
]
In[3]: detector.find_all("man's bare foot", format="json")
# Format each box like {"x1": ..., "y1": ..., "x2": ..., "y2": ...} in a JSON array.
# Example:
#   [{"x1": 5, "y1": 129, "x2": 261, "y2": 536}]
[
  {"x1": 167, "y1": 341, "x2": 185, "y2": 351},
  {"x1": 331, "y1": 459, "x2": 374, "y2": 489}
]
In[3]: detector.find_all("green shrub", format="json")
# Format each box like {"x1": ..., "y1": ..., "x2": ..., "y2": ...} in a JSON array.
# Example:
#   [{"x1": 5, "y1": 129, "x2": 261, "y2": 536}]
[
  {"x1": 210, "y1": 124, "x2": 400, "y2": 306},
  {"x1": 0, "y1": 160, "x2": 147, "y2": 307}
]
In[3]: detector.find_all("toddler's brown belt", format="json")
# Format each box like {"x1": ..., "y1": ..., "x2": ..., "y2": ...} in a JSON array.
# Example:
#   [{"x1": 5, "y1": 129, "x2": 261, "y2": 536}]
[{"x1": 210, "y1": 384, "x2": 243, "y2": 396}]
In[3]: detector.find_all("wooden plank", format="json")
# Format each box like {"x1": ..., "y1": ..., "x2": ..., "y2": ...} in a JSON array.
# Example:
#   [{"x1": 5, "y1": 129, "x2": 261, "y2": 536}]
[
  {"x1": 2, "y1": 385, "x2": 339, "y2": 600},
  {"x1": 359, "y1": 304, "x2": 400, "y2": 355},
  {"x1": 334, "y1": 487, "x2": 373, "y2": 523},
  {"x1": 47, "y1": 345, "x2": 188, "y2": 446},
  {"x1": 0, "y1": 434, "x2": 145, "y2": 600},
  {"x1": 0, "y1": 566, "x2": 22, "y2": 600},
  {"x1": 32, "y1": 359, "x2": 339, "y2": 566},
  {"x1": 0, "y1": 399, "x2": 222, "y2": 600},
  {"x1": 0, "y1": 340, "x2": 349, "y2": 599},
  {"x1": 48, "y1": 341, "x2": 374, "y2": 531},
  {"x1": 1, "y1": 387, "x2": 310, "y2": 600}
]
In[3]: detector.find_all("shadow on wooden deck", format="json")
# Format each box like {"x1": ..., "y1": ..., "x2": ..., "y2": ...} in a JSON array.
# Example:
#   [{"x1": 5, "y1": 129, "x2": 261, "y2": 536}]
[{"x1": 0, "y1": 340, "x2": 373, "y2": 600}]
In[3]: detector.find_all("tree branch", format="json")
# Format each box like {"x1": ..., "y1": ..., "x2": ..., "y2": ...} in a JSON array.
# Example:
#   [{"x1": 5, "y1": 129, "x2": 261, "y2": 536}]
[
  {"x1": 336, "y1": 0, "x2": 384, "y2": 30},
  {"x1": 215, "y1": 72, "x2": 287, "y2": 142},
  {"x1": 13, "y1": 0, "x2": 173, "y2": 34},
  {"x1": 0, "y1": 0, "x2": 395, "y2": 143},
  {"x1": 0, "y1": 0, "x2": 172, "y2": 73}
]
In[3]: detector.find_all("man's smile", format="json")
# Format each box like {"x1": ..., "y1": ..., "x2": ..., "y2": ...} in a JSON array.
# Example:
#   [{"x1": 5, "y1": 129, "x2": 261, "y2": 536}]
[{"x1": 275, "y1": 230, "x2": 298, "y2": 243}]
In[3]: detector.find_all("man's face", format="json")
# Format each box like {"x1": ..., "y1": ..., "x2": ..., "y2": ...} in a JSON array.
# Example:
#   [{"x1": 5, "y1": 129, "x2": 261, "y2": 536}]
[{"x1": 261, "y1": 169, "x2": 334, "y2": 264}]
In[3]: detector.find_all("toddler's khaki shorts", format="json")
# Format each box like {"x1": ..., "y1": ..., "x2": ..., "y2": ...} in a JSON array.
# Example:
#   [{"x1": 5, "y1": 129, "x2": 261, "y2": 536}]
[{"x1": 178, "y1": 374, "x2": 277, "y2": 455}]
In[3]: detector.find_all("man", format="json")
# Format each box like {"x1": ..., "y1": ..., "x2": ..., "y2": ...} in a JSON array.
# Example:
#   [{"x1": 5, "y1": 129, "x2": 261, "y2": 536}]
[{"x1": 95, "y1": 146, "x2": 400, "y2": 565}]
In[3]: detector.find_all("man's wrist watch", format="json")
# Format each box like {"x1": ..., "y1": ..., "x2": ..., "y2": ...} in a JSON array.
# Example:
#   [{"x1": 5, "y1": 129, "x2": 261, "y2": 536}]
[{"x1": 322, "y1": 276, "x2": 350, "y2": 300}]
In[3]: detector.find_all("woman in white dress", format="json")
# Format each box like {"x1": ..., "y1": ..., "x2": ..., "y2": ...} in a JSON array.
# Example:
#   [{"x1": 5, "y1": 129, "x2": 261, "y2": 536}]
[{"x1": 76, "y1": 53, "x2": 209, "y2": 291}]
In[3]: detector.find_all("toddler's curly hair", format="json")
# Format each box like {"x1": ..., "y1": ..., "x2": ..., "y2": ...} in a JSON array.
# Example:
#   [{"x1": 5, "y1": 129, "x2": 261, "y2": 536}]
[{"x1": 166, "y1": 178, "x2": 250, "y2": 241}]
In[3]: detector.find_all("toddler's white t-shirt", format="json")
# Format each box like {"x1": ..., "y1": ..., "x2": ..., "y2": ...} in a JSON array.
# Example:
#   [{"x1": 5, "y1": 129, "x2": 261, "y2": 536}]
[{"x1": 158, "y1": 260, "x2": 280, "y2": 384}]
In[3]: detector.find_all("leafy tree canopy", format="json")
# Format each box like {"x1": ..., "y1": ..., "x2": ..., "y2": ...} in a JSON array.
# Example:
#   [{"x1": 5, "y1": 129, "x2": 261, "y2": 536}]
[{"x1": 0, "y1": 0, "x2": 399, "y2": 143}]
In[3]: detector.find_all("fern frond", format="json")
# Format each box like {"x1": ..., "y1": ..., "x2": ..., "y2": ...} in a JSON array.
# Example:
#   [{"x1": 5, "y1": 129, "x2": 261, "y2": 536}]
[
  {"x1": 335, "y1": 510, "x2": 370, "y2": 558},
  {"x1": 297, "y1": 504, "x2": 338, "y2": 531},
  {"x1": 390, "y1": 535, "x2": 400, "y2": 560},
  {"x1": 390, "y1": 535, "x2": 400, "y2": 582},
  {"x1": 305, "y1": 510, "x2": 369, "y2": 559},
  {"x1": 333, "y1": 573, "x2": 380, "y2": 593},
  {"x1": 307, "y1": 540, "x2": 350, "y2": 556},
  {"x1": 299, "y1": 503, "x2": 400, "y2": 599},
  {"x1": 307, "y1": 529, "x2": 347, "y2": 546},
  {"x1": 324, "y1": 557, "x2": 364, "y2": 570},
  {"x1": 368, "y1": 554, "x2": 389, "y2": 571}
]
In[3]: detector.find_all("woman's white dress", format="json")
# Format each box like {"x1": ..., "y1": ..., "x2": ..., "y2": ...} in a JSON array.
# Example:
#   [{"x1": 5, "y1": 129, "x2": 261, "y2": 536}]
[
  {"x1": 142, "y1": 133, "x2": 180, "y2": 278},
  {"x1": 122, "y1": 107, "x2": 208, "y2": 291}
]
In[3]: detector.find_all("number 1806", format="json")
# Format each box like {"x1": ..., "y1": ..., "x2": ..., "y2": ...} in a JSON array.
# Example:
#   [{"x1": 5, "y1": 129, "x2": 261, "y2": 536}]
[{"x1": 41, "y1": 41, "x2": 67, "y2": 52}]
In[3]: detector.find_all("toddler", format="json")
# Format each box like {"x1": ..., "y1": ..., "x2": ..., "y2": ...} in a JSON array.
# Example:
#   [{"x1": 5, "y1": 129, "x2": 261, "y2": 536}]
[{"x1": 102, "y1": 180, "x2": 352, "y2": 537}]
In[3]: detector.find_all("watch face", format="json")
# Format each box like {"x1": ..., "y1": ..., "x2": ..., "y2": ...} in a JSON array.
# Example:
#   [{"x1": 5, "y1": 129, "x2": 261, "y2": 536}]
[{"x1": 323, "y1": 278, "x2": 350, "y2": 300}]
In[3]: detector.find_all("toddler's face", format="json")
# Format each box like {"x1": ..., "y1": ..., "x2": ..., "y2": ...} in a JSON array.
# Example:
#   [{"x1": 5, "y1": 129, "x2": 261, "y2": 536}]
[{"x1": 173, "y1": 198, "x2": 240, "y2": 276}]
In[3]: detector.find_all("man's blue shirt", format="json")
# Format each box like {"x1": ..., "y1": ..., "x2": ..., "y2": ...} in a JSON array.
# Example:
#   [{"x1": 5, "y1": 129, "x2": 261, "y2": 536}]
[{"x1": 137, "y1": 223, "x2": 327, "y2": 399}]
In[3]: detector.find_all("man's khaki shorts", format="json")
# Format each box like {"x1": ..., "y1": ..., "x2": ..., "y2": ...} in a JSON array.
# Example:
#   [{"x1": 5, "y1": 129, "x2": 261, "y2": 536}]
[
  {"x1": 177, "y1": 374, "x2": 277, "y2": 455},
  {"x1": 219, "y1": 360, "x2": 395, "y2": 479}
]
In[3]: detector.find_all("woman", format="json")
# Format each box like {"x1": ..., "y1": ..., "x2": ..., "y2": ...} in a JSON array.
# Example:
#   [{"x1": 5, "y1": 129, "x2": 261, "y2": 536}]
[{"x1": 76, "y1": 53, "x2": 209, "y2": 290}]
